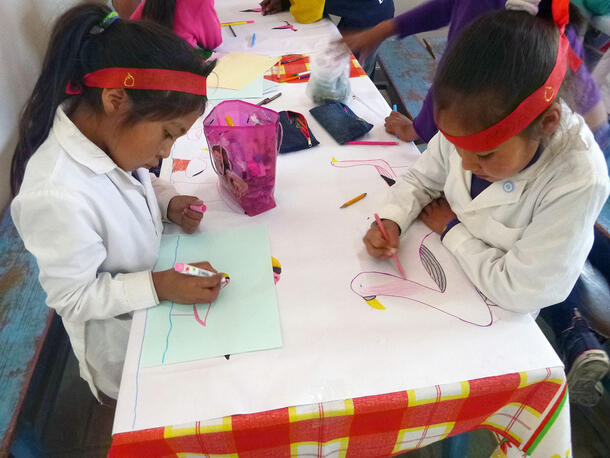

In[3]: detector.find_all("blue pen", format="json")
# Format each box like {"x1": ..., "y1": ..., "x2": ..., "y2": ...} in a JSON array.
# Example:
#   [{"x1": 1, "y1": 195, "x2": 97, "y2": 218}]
[
  {"x1": 250, "y1": 33, "x2": 256, "y2": 47},
  {"x1": 392, "y1": 104, "x2": 399, "y2": 140}
]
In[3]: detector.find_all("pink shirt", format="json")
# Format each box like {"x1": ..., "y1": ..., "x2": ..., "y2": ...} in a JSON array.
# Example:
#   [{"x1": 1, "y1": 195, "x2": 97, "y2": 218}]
[{"x1": 131, "y1": 0, "x2": 222, "y2": 50}]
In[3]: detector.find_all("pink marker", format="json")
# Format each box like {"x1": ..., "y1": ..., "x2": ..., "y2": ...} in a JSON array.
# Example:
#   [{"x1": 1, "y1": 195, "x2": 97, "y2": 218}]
[
  {"x1": 189, "y1": 203, "x2": 207, "y2": 214},
  {"x1": 345, "y1": 141, "x2": 398, "y2": 146},
  {"x1": 174, "y1": 262, "x2": 230, "y2": 287},
  {"x1": 374, "y1": 214, "x2": 406, "y2": 280}
]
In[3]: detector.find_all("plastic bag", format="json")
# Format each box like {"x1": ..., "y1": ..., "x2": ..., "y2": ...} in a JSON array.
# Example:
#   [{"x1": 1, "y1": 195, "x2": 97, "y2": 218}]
[
  {"x1": 203, "y1": 100, "x2": 282, "y2": 216},
  {"x1": 306, "y1": 48, "x2": 351, "y2": 104}
]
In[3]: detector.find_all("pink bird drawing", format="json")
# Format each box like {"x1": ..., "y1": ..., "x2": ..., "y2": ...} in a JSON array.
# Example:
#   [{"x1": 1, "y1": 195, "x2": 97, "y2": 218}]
[{"x1": 351, "y1": 232, "x2": 494, "y2": 327}]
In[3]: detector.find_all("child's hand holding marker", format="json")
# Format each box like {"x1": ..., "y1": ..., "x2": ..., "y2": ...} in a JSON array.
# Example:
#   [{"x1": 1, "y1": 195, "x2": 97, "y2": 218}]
[
  {"x1": 175, "y1": 262, "x2": 230, "y2": 287},
  {"x1": 363, "y1": 217, "x2": 401, "y2": 261},
  {"x1": 152, "y1": 261, "x2": 223, "y2": 305},
  {"x1": 167, "y1": 195, "x2": 207, "y2": 234},
  {"x1": 384, "y1": 111, "x2": 419, "y2": 142}
]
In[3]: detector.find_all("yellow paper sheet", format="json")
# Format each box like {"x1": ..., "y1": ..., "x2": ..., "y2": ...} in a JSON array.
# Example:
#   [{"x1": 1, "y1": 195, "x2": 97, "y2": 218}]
[{"x1": 211, "y1": 52, "x2": 279, "y2": 90}]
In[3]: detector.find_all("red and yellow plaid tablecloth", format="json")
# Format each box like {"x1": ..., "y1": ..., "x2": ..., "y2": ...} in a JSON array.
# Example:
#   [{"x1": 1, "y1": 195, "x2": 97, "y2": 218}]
[{"x1": 109, "y1": 367, "x2": 570, "y2": 457}]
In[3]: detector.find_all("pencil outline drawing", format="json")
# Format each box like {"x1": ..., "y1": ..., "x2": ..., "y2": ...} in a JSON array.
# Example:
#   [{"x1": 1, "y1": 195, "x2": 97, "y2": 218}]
[
  {"x1": 331, "y1": 156, "x2": 409, "y2": 186},
  {"x1": 351, "y1": 231, "x2": 494, "y2": 327}
]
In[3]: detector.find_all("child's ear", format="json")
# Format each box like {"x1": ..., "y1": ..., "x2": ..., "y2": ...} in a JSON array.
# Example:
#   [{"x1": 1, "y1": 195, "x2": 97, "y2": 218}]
[
  {"x1": 538, "y1": 102, "x2": 562, "y2": 137},
  {"x1": 101, "y1": 88, "x2": 131, "y2": 116}
]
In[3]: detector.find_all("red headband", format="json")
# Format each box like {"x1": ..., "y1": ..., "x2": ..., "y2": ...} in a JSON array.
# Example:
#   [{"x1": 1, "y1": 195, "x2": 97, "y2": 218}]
[
  {"x1": 66, "y1": 68, "x2": 207, "y2": 96},
  {"x1": 439, "y1": 0, "x2": 582, "y2": 152}
]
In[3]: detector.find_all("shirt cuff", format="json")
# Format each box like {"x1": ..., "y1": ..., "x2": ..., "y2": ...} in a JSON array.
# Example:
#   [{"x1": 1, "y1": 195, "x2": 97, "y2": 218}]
[
  {"x1": 379, "y1": 204, "x2": 410, "y2": 236},
  {"x1": 153, "y1": 182, "x2": 179, "y2": 221},
  {"x1": 441, "y1": 223, "x2": 473, "y2": 252},
  {"x1": 121, "y1": 270, "x2": 160, "y2": 312},
  {"x1": 440, "y1": 218, "x2": 460, "y2": 240}
]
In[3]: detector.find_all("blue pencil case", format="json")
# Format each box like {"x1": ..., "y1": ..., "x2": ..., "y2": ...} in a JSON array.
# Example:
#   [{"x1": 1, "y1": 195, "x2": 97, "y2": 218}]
[
  {"x1": 279, "y1": 111, "x2": 319, "y2": 154},
  {"x1": 309, "y1": 102, "x2": 373, "y2": 145}
]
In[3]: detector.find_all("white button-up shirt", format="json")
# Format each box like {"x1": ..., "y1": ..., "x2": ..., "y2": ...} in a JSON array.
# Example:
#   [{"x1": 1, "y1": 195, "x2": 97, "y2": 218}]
[
  {"x1": 381, "y1": 105, "x2": 610, "y2": 313},
  {"x1": 11, "y1": 106, "x2": 179, "y2": 399}
]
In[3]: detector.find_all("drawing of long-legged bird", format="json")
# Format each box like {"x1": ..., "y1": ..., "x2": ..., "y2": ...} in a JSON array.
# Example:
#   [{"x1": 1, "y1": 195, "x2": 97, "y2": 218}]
[{"x1": 351, "y1": 232, "x2": 493, "y2": 327}]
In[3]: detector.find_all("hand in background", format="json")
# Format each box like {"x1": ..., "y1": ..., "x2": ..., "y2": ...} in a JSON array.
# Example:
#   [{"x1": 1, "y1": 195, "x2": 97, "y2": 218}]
[
  {"x1": 418, "y1": 198, "x2": 457, "y2": 235},
  {"x1": 260, "y1": 0, "x2": 284, "y2": 15},
  {"x1": 167, "y1": 195, "x2": 205, "y2": 234},
  {"x1": 341, "y1": 19, "x2": 396, "y2": 62},
  {"x1": 363, "y1": 219, "x2": 401, "y2": 260},
  {"x1": 152, "y1": 262, "x2": 222, "y2": 304},
  {"x1": 385, "y1": 111, "x2": 420, "y2": 142}
]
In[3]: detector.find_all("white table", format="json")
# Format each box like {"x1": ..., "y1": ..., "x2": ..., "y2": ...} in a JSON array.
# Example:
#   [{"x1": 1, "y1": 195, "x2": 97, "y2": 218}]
[{"x1": 111, "y1": 3, "x2": 569, "y2": 457}]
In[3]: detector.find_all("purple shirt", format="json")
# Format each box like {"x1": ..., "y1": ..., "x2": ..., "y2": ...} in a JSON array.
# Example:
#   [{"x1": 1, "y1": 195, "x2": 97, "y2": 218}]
[{"x1": 393, "y1": 0, "x2": 601, "y2": 142}]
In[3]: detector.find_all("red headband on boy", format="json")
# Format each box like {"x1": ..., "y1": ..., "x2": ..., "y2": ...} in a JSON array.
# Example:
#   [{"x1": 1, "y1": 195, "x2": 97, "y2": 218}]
[
  {"x1": 66, "y1": 68, "x2": 207, "y2": 96},
  {"x1": 439, "y1": 0, "x2": 582, "y2": 152}
]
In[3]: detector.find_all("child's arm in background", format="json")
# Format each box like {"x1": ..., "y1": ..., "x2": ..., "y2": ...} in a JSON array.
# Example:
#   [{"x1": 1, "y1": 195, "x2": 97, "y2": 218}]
[
  {"x1": 443, "y1": 176, "x2": 609, "y2": 314},
  {"x1": 342, "y1": 0, "x2": 454, "y2": 62},
  {"x1": 11, "y1": 190, "x2": 221, "y2": 323}
]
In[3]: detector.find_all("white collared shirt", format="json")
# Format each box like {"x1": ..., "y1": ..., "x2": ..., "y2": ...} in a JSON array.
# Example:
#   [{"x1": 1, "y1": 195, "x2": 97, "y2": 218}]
[
  {"x1": 11, "y1": 106, "x2": 179, "y2": 399},
  {"x1": 381, "y1": 104, "x2": 610, "y2": 313}
]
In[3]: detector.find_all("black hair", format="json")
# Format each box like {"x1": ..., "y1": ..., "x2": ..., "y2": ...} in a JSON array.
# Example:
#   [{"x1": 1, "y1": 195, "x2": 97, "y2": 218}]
[
  {"x1": 11, "y1": 2, "x2": 213, "y2": 196},
  {"x1": 433, "y1": 5, "x2": 577, "y2": 138},
  {"x1": 141, "y1": 0, "x2": 176, "y2": 29}
]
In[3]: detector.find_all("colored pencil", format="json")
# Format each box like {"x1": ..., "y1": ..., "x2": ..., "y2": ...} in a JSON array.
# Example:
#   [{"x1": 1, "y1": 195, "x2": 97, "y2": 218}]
[
  {"x1": 422, "y1": 38, "x2": 436, "y2": 60},
  {"x1": 283, "y1": 71, "x2": 310, "y2": 82},
  {"x1": 345, "y1": 141, "x2": 398, "y2": 146},
  {"x1": 228, "y1": 25, "x2": 237, "y2": 37},
  {"x1": 392, "y1": 104, "x2": 399, "y2": 140},
  {"x1": 340, "y1": 192, "x2": 367, "y2": 209},
  {"x1": 281, "y1": 56, "x2": 304, "y2": 64},
  {"x1": 221, "y1": 20, "x2": 254, "y2": 26},
  {"x1": 374, "y1": 214, "x2": 406, "y2": 279},
  {"x1": 256, "y1": 92, "x2": 282, "y2": 105}
]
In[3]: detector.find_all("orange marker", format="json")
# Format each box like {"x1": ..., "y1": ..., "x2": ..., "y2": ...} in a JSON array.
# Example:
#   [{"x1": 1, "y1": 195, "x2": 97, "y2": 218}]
[{"x1": 225, "y1": 115, "x2": 235, "y2": 126}]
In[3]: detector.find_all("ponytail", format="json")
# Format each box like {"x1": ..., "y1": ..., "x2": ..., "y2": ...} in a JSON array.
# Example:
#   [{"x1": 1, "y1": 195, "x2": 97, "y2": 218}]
[
  {"x1": 11, "y1": 4, "x2": 110, "y2": 196},
  {"x1": 11, "y1": 2, "x2": 213, "y2": 196},
  {"x1": 141, "y1": 0, "x2": 176, "y2": 29},
  {"x1": 538, "y1": 0, "x2": 586, "y2": 32}
]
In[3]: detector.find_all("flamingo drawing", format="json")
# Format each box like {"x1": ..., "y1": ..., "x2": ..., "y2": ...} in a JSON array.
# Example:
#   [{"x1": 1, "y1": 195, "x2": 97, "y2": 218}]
[
  {"x1": 351, "y1": 232, "x2": 494, "y2": 327},
  {"x1": 331, "y1": 156, "x2": 409, "y2": 186}
]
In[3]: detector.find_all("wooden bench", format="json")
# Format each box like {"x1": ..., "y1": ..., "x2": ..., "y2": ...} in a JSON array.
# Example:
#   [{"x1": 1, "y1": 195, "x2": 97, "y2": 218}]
[
  {"x1": 0, "y1": 207, "x2": 68, "y2": 456},
  {"x1": 376, "y1": 34, "x2": 447, "y2": 121}
]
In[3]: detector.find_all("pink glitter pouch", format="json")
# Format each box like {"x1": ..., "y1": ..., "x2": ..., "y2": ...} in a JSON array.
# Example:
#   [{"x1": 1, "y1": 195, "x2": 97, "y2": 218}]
[{"x1": 203, "y1": 100, "x2": 282, "y2": 216}]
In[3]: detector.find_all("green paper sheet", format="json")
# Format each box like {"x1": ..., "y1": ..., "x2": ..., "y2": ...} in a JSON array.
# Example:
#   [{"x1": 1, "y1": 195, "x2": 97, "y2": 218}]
[{"x1": 140, "y1": 225, "x2": 282, "y2": 367}]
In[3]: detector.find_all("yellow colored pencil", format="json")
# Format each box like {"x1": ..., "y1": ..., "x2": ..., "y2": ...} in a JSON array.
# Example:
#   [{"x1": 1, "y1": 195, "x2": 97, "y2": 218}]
[
  {"x1": 221, "y1": 20, "x2": 254, "y2": 26},
  {"x1": 340, "y1": 192, "x2": 367, "y2": 208}
]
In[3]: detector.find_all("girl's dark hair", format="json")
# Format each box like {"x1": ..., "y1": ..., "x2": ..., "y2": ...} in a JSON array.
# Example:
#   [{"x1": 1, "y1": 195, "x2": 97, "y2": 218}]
[
  {"x1": 433, "y1": 5, "x2": 577, "y2": 138},
  {"x1": 11, "y1": 2, "x2": 212, "y2": 196},
  {"x1": 141, "y1": 0, "x2": 176, "y2": 29}
]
